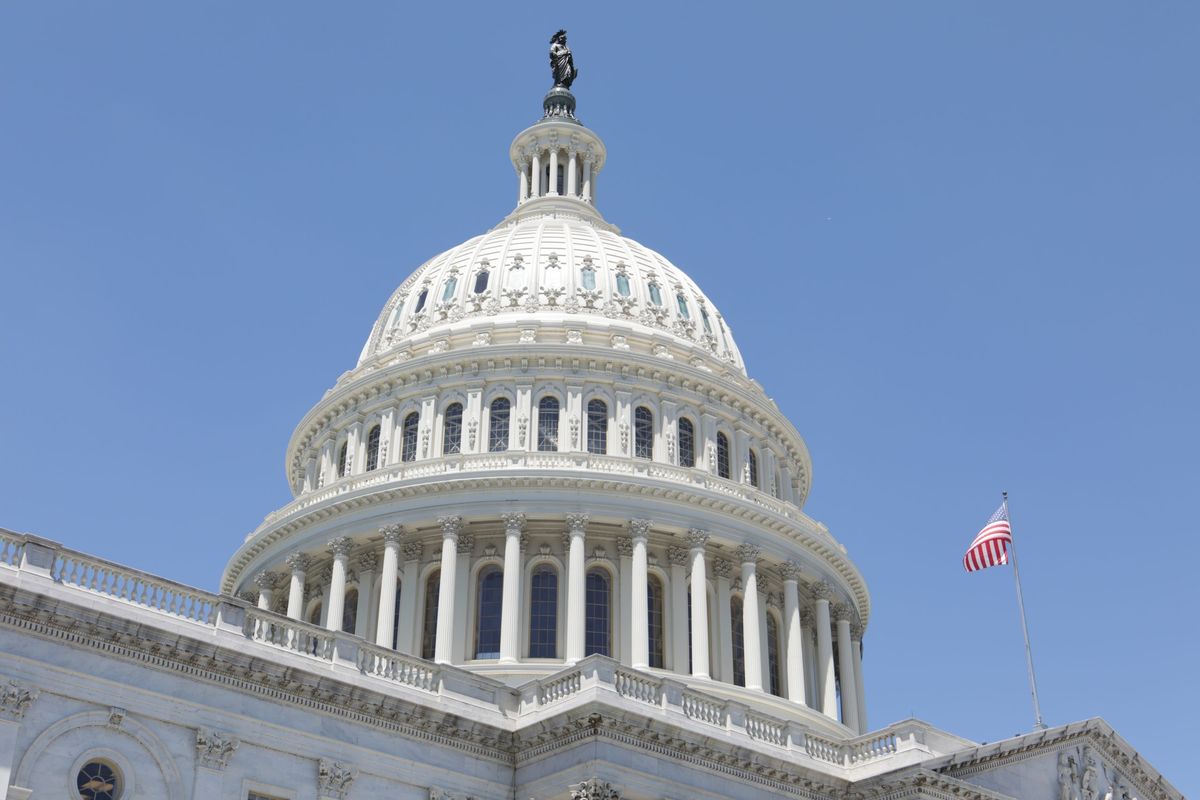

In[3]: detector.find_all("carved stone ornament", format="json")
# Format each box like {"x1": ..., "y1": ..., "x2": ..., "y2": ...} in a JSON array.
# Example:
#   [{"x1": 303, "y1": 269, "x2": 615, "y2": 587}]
[
  {"x1": 667, "y1": 546, "x2": 689, "y2": 566},
  {"x1": 107, "y1": 707, "x2": 126, "y2": 728},
  {"x1": 711, "y1": 558, "x2": 733, "y2": 578},
  {"x1": 357, "y1": 552, "x2": 378, "y2": 573},
  {"x1": 196, "y1": 727, "x2": 239, "y2": 770},
  {"x1": 619, "y1": 421, "x2": 629, "y2": 453},
  {"x1": 629, "y1": 518, "x2": 651, "y2": 540},
  {"x1": 501, "y1": 512, "x2": 527, "y2": 532},
  {"x1": 467, "y1": 419, "x2": 478, "y2": 450},
  {"x1": 569, "y1": 416, "x2": 580, "y2": 447},
  {"x1": 570, "y1": 778, "x2": 620, "y2": 800},
  {"x1": 610, "y1": 334, "x2": 630, "y2": 350},
  {"x1": 317, "y1": 758, "x2": 357, "y2": 799},
  {"x1": 456, "y1": 534, "x2": 475, "y2": 555},
  {"x1": 685, "y1": 528, "x2": 710, "y2": 549},
  {"x1": 253, "y1": 570, "x2": 281, "y2": 591},
  {"x1": 565, "y1": 512, "x2": 589, "y2": 533},
  {"x1": 519, "y1": 327, "x2": 537, "y2": 343},
  {"x1": 380, "y1": 523, "x2": 403, "y2": 546},
  {"x1": 286, "y1": 552, "x2": 311, "y2": 573},
  {"x1": 812, "y1": 581, "x2": 835, "y2": 602},
  {"x1": 616, "y1": 537, "x2": 633, "y2": 557},
  {"x1": 327, "y1": 536, "x2": 353, "y2": 557},
  {"x1": 778, "y1": 560, "x2": 802, "y2": 582},
  {"x1": 438, "y1": 515, "x2": 463, "y2": 540},
  {"x1": 1058, "y1": 746, "x2": 1108, "y2": 800},
  {"x1": 402, "y1": 541, "x2": 423, "y2": 561},
  {"x1": 735, "y1": 543, "x2": 760, "y2": 564},
  {"x1": 517, "y1": 416, "x2": 528, "y2": 447}
]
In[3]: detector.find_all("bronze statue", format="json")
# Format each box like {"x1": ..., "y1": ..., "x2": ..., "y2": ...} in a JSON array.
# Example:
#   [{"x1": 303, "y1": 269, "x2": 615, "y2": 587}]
[{"x1": 549, "y1": 30, "x2": 578, "y2": 89}]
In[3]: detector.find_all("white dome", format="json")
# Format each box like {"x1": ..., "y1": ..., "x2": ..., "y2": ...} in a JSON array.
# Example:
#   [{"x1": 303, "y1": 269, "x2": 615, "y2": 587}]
[{"x1": 358, "y1": 213, "x2": 746, "y2": 374}]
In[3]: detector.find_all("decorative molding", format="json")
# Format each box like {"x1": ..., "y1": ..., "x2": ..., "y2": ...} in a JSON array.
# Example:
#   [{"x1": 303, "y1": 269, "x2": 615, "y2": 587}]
[
  {"x1": 357, "y1": 552, "x2": 378, "y2": 573},
  {"x1": 438, "y1": 516, "x2": 463, "y2": 541},
  {"x1": 402, "y1": 541, "x2": 423, "y2": 561},
  {"x1": 615, "y1": 537, "x2": 633, "y2": 557},
  {"x1": 735, "y1": 543, "x2": 760, "y2": 564},
  {"x1": 711, "y1": 559, "x2": 733, "y2": 578},
  {"x1": 667, "y1": 546, "x2": 689, "y2": 567},
  {"x1": 317, "y1": 758, "x2": 357, "y2": 799},
  {"x1": 571, "y1": 778, "x2": 621, "y2": 800},
  {"x1": 565, "y1": 513, "x2": 589, "y2": 534},
  {"x1": 285, "y1": 552, "x2": 311, "y2": 573},
  {"x1": 253, "y1": 570, "x2": 281, "y2": 591},
  {"x1": 327, "y1": 537, "x2": 353, "y2": 557},
  {"x1": 380, "y1": 523, "x2": 404, "y2": 545},
  {"x1": 501, "y1": 512, "x2": 527, "y2": 533},
  {"x1": 107, "y1": 706, "x2": 125, "y2": 728},
  {"x1": 628, "y1": 518, "x2": 651, "y2": 540},
  {"x1": 778, "y1": 560, "x2": 802, "y2": 582},
  {"x1": 812, "y1": 581, "x2": 834, "y2": 602},
  {"x1": 456, "y1": 534, "x2": 475, "y2": 555},
  {"x1": 685, "y1": 528, "x2": 710, "y2": 549},
  {"x1": 195, "y1": 727, "x2": 239, "y2": 770}
]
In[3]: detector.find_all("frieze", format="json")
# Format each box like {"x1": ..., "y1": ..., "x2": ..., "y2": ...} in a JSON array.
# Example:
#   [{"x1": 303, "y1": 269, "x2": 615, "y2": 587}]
[{"x1": 196, "y1": 727, "x2": 239, "y2": 770}]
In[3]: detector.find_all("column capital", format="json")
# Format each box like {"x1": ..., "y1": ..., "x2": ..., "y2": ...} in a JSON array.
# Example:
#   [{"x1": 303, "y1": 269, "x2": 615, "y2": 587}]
[
  {"x1": 565, "y1": 512, "x2": 589, "y2": 533},
  {"x1": 316, "y1": 566, "x2": 333, "y2": 587},
  {"x1": 285, "y1": 552, "x2": 311, "y2": 573},
  {"x1": 812, "y1": 581, "x2": 835, "y2": 602},
  {"x1": 778, "y1": 560, "x2": 802, "y2": 582},
  {"x1": 685, "y1": 528, "x2": 710, "y2": 549},
  {"x1": 379, "y1": 523, "x2": 404, "y2": 544},
  {"x1": 833, "y1": 602, "x2": 856, "y2": 623},
  {"x1": 735, "y1": 543, "x2": 761, "y2": 565},
  {"x1": 253, "y1": 570, "x2": 281, "y2": 590},
  {"x1": 800, "y1": 607, "x2": 815, "y2": 628},
  {"x1": 402, "y1": 541, "x2": 423, "y2": 561},
  {"x1": 616, "y1": 537, "x2": 634, "y2": 557},
  {"x1": 501, "y1": 512, "x2": 527, "y2": 533},
  {"x1": 667, "y1": 546, "x2": 689, "y2": 566},
  {"x1": 237, "y1": 590, "x2": 258, "y2": 603},
  {"x1": 456, "y1": 533, "x2": 475, "y2": 554},
  {"x1": 438, "y1": 515, "x2": 463, "y2": 540},
  {"x1": 357, "y1": 552, "x2": 378, "y2": 573},
  {"x1": 327, "y1": 537, "x2": 353, "y2": 557},
  {"x1": 628, "y1": 518, "x2": 651, "y2": 540},
  {"x1": 711, "y1": 558, "x2": 733, "y2": 578},
  {"x1": 851, "y1": 622, "x2": 864, "y2": 641}
]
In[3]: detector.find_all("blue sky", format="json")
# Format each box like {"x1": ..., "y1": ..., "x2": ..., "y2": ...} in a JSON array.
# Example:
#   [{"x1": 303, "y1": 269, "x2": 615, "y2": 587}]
[{"x1": 1, "y1": 3, "x2": 1197, "y2": 793}]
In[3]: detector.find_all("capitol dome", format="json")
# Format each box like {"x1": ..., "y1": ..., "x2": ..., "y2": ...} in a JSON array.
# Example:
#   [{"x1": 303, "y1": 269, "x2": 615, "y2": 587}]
[{"x1": 220, "y1": 76, "x2": 869, "y2": 735}]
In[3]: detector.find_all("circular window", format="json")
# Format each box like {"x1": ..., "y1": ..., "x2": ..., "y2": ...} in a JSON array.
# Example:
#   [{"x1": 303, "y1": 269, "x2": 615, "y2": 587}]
[{"x1": 77, "y1": 760, "x2": 120, "y2": 800}]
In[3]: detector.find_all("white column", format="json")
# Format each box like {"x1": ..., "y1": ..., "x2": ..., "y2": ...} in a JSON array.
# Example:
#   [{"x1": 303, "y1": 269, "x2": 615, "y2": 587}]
[
  {"x1": 567, "y1": 150, "x2": 578, "y2": 197},
  {"x1": 581, "y1": 157, "x2": 593, "y2": 203},
  {"x1": 253, "y1": 571, "x2": 277, "y2": 611},
  {"x1": 617, "y1": 536, "x2": 633, "y2": 665},
  {"x1": 667, "y1": 545, "x2": 689, "y2": 674},
  {"x1": 433, "y1": 516, "x2": 462, "y2": 664},
  {"x1": 814, "y1": 583, "x2": 837, "y2": 718},
  {"x1": 499, "y1": 512, "x2": 526, "y2": 663},
  {"x1": 715, "y1": 560, "x2": 733, "y2": 683},
  {"x1": 757, "y1": 588, "x2": 771, "y2": 691},
  {"x1": 737, "y1": 544, "x2": 763, "y2": 692},
  {"x1": 452, "y1": 532, "x2": 472, "y2": 663},
  {"x1": 397, "y1": 541, "x2": 421, "y2": 653},
  {"x1": 564, "y1": 513, "x2": 588, "y2": 663},
  {"x1": 836, "y1": 606, "x2": 860, "y2": 733},
  {"x1": 374, "y1": 526, "x2": 402, "y2": 646},
  {"x1": 780, "y1": 562, "x2": 806, "y2": 705},
  {"x1": 852, "y1": 623, "x2": 868, "y2": 733},
  {"x1": 530, "y1": 151, "x2": 541, "y2": 198},
  {"x1": 285, "y1": 553, "x2": 309, "y2": 620},
  {"x1": 355, "y1": 553, "x2": 376, "y2": 639},
  {"x1": 629, "y1": 519, "x2": 651, "y2": 670},
  {"x1": 518, "y1": 158, "x2": 529, "y2": 204},
  {"x1": 801, "y1": 608, "x2": 819, "y2": 708},
  {"x1": 686, "y1": 529, "x2": 710, "y2": 679},
  {"x1": 548, "y1": 148, "x2": 559, "y2": 195},
  {"x1": 324, "y1": 537, "x2": 352, "y2": 632}
]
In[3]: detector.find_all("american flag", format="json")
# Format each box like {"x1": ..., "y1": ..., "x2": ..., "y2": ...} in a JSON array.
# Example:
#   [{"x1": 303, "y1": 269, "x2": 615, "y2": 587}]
[{"x1": 963, "y1": 503, "x2": 1013, "y2": 572}]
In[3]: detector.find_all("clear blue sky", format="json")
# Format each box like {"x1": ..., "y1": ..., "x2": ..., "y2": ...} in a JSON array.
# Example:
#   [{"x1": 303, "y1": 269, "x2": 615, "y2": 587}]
[{"x1": 2, "y1": 3, "x2": 1196, "y2": 793}]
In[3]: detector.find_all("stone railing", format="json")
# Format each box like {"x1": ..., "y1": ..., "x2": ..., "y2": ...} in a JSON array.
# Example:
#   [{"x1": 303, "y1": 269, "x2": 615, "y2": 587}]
[
  {"x1": 0, "y1": 529, "x2": 25, "y2": 569},
  {"x1": 358, "y1": 640, "x2": 440, "y2": 693},
  {"x1": 260, "y1": 450, "x2": 808, "y2": 530},
  {"x1": 52, "y1": 550, "x2": 220, "y2": 625}
]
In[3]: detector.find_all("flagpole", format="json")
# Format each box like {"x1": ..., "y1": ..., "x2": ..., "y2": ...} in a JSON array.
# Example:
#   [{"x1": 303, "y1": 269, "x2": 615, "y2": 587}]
[{"x1": 1003, "y1": 491, "x2": 1046, "y2": 730}]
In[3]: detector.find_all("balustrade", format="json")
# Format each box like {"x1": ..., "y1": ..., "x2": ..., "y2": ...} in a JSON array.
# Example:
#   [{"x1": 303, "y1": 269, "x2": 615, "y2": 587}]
[
  {"x1": 53, "y1": 552, "x2": 217, "y2": 624},
  {"x1": 614, "y1": 669, "x2": 659, "y2": 705},
  {"x1": 358, "y1": 641, "x2": 439, "y2": 692},
  {"x1": 744, "y1": 712, "x2": 787, "y2": 747},
  {"x1": 681, "y1": 692, "x2": 724, "y2": 726},
  {"x1": 538, "y1": 670, "x2": 582, "y2": 704},
  {"x1": 0, "y1": 531, "x2": 24, "y2": 568}
]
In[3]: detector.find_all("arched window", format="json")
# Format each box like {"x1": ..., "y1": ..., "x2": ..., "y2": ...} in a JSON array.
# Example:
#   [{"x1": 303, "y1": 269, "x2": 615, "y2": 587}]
[
  {"x1": 441, "y1": 276, "x2": 458, "y2": 302},
  {"x1": 442, "y1": 403, "x2": 463, "y2": 455},
  {"x1": 365, "y1": 425, "x2": 381, "y2": 471},
  {"x1": 342, "y1": 589, "x2": 358, "y2": 633},
  {"x1": 585, "y1": 568, "x2": 611, "y2": 657},
  {"x1": 731, "y1": 595, "x2": 746, "y2": 687},
  {"x1": 678, "y1": 417, "x2": 695, "y2": 468},
  {"x1": 537, "y1": 396, "x2": 559, "y2": 452},
  {"x1": 401, "y1": 412, "x2": 420, "y2": 462},
  {"x1": 634, "y1": 406, "x2": 653, "y2": 459},
  {"x1": 587, "y1": 399, "x2": 607, "y2": 454},
  {"x1": 766, "y1": 612, "x2": 782, "y2": 697},
  {"x1": 615, "y1": 272, "x2": 631, "y2": 297},
  {"x1": 414, "y1": 288, "x2": 429, "y2": 313},
  {"x1": 700, "y1": 307, "x2": 713, "y2": 335},
  {"x1": 648, "y1": 282, "x2": 663, "y2": 306},
  {"x1": 716, "y1": 432, "x2": 731, "y2": 479},
  {"x1": 529, "y1": 566, "x2": 558, "y2": 658},
  {"x1": 308, "y1": 602, "x2": 323, "y2": 627},
  {"x1": 473, "y1": 269, "x2": 490, "y2": 294},
  {"x1": 580, "y1": 265, "x2": 597, "y2": 290},
  {"x1": 337, "y1": 441, "x2": 349, "y2": 478},
  {"x1": 77, "y1": 760, "x2": 120, "y2": 800},
  {"x1": 647, "y1": 574, "x2": 665, "y2": 669},
  {"x1": 421, "y1": 571, "x2": 440, "y2": 660},
  {"x1": 489, "y1": 397, "x2": 511, "y2": 451},
  {"x1": 748, "y1": 449, "x2": 759, "y2": 488},
  {"x1": 475, "y1": 567, "x2": 503, "y2": 659},
  {"x1": 676, "y1": 293, "x2": 690, "y2": 319}
]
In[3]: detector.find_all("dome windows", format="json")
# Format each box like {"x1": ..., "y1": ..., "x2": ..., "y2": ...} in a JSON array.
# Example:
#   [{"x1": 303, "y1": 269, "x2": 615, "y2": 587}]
[
  {"x1": 647, "y1": 282, "x2": 663, "y2": 306},
  {"x1": 441, "y1": 276, "x2": 458, "y2": 302},
  {"x1": 442, "y1": 403, "x2": 463, "y2": 455},
  {"x1": 748, "y1": 449, "x2": 759, "y2": 489},
  {"x1": 528, "y1": 566, "x2": 558, "y2": 658},
  {"x1": 474, "y1": 567, "x2": 503, "y2": 659},
  {"x1": 537, "y1": 396, "x2": 560, "y2": 451},
  {"x1": 585, "y1": 568, "x2": 611, "y2": 657},
  {"x1": 678, "y1": 418, "x2": 695, "y2": 468},
  {"x1": 586, "y1": 399, "x2": 607, "y2": 454},
  {"x1": 580, "y1": 264, "x2": 597, "y2": 290},
  {"x1": 77, "y1": 760, "x2": 119, "y2": 800},
  {"x1": 716, "y1": 432, "x2": 731, "y2": 480},
  {"x1": 700, "y1": 307, "x2": 713, "y2": 335},
  {"x1": 615, "y1": 271, "x2": 631, "y2": 297},
  {"x1": 489, "y1": 398, "x2": 511, "y2": 452},
  {"x1": 676, "y1": 293, "x2": 690, "y2": 320},
  {"x1": 634, "y1": 407, "x2": 654, "y2": 459},
  {"x1": 473, "y1": 269, "x2": 490, "y2": 294},
  {"x1": 401, "y1": 412, "x2": 420, "y2": 463},
  {"x1": 365, "y1": 425, "x2": 381, "y2": 471},
  {"x1": 414, "y1": 288, "x2": 429, "y2": 314}
]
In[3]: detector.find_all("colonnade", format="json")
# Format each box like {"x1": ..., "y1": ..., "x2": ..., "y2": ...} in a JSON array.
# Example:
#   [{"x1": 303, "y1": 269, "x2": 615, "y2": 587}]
[
  {"x1": 517, "y1": 144, "x2": 596, "y2": 205},
  {"x1": 248, "y1": 515, "x2": 868, "y2": 733}
]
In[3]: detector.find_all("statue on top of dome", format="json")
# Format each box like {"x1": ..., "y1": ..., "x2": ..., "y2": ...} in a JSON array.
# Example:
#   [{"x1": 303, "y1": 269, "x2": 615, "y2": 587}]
[{"x1": 549, "y1": 30, "x2": 578, "y2": 89}]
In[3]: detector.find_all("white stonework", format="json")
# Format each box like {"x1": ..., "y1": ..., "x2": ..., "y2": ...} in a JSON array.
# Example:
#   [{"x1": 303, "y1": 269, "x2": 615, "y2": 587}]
[{"x1": 0, "y1": 56, "x2": 1184, "y2": 800}]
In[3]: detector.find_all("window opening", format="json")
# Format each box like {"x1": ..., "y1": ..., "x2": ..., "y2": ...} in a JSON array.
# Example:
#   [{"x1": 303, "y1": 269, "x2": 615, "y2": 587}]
[
  {"x1": 731, "y1": 596, "x2": 746, "y2": 687},
  {"x1": 473, "y1": 270, "x2": 489, "y2": 294},
  {"x1": 580, "y1": 266, "x2": 596, "y2": 290},
  {"x1": 767, "y1": 612, "x2": 782, "y2": 696},
  {"x1": 586, "y1": 399, "x2": 607, "y2": 454},
  {"x1": 615, "y1": 272, "x2": 631, "y2": 296},
  {"x1": 337, "y1": 441, "x2": 348, "y2": 478},
  {"x1": 716, "y1": 432, "x2": 731, "y2": 479},
  {"x1": 475, "y1": 568, "x2": 503, "y2": 658},
  {"x1": 678, "y1": 418, "x2": 695, "y2": 468},
  {"x1": 442, "y1": 403, "x2": 463, "y2": 455},
  {"x1": 748, "y1": 449, "x2": 759, "y2": 488},
  {"x1": 414, "y1": 288, "x2": 429, "y2": 313},
  {"x1": 634, "y1": 406, "x2": 653, "y2": 459},
  {"x1": 529, "y1": 567, "x2": 558, "y2": 658},
  {"x1": 441, "y1": 277, "x2": 458, "y2": 302},
  {"x1": 585, "y1": 569, "x2": 611, "y2": 656},
  {"x1": 365, "y1": 425, "x2": 381, "y2": 471},
  {"x1": 648, "y1": 574, "x2": 665, "y2": 669},
  {"x1": 421, "y1": 571, "x2": 440, "y2": 660},
  {"x1": 401, "y1": 412, "x2": 419, "y2": 462},
  {"x1": 537, "y1": 396, "x2": 560, "y2": 452},
  {"x1": 77, "y1": 761, "x2": 119, "y2": 800},
  {"x1": 676, "y1": 293, "x2": 690, "y2": 319},
  {"x1": 489, "y1": 398, "x2": 510, "y2": 451},
  {"x1": 648, "y1": 282, "x2": 663, "y2": 306}
]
